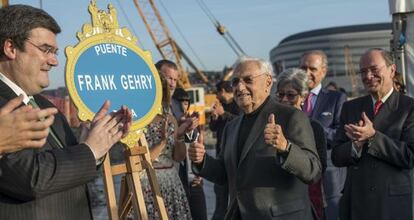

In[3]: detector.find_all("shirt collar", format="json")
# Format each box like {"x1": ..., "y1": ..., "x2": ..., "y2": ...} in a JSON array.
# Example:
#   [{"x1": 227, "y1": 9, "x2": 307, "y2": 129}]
[
  {"x1": 310, "y1": 83, "x2": 322, "y2": 96},
  {"x1": 0, "y1": 72, "x2": 31, "y2": 104},
  {"x1": 371, "y1": 88, "x2": 394, "y2": 105}
]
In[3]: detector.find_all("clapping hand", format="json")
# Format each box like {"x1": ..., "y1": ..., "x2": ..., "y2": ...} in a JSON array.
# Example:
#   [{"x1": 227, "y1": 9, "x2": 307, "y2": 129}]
[
  {"x1": 0, "y1": 95, "x2": 58, "y2": 154},
  {"x1": 344, "y1": 112, "x2": 376, "y2": 149},
  {"x1": 82, "y1": 101, "x2": 132, "y2": 159}
]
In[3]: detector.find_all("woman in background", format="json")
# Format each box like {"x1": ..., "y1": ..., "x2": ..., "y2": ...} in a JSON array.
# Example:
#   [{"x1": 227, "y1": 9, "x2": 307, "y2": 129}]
[
  {"x1": 129, "y1": 76, "x2": 192, "y2": 220},
  {"x1": 276, "y1": 68, "x2": 327, "y2": 220}
]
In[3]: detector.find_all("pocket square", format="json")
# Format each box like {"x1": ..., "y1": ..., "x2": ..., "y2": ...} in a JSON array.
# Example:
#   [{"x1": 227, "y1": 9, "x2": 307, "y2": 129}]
[{"x1": 321, "y1": 112, "x2": 332, "y2": 116}]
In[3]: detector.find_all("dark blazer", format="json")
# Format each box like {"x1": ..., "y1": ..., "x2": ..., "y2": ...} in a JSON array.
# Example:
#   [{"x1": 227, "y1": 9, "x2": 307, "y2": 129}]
[
  {"x1": 0, "y1": 81, "x2": 98, "y2": 220},
  {"x1": 195, "y1": 97, "x2": 321, "y2": 220},
  {"x1": 310, "y1": 120, "x2": 327, "y2": 174},
  {"x1": 332, "y1": 91, "x2": 414, "y2": 220},
  {"x1": 311, "y1": 88, "x2": 346, "y2": 220},
  {"x1": 310, "y1": 88, "x2": 346, "y2": 147}
]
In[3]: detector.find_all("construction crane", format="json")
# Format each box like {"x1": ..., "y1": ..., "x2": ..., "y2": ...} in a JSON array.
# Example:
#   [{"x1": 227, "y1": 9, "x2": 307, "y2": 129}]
[
  {"x1": 131, "y1": 0, "x2": 208, "y2": 89},
  {"x1": 344, "y1": 45, "x2": 358, "y2": 97},
  {"x1": 195, "y1": 0, "x2": 246, "y2": 57}
]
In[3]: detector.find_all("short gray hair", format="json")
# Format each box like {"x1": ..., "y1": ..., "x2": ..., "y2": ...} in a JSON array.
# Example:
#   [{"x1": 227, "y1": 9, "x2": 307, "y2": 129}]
[
  {"x1": 301, "y1": 50, "x2": 328, "y2": 67},
  {"x1": 233, "y1": 56, "x2": 274, "y2": 77},
  {"x1": 276, "y1": 68, "x2": 308, "y2": 96}
]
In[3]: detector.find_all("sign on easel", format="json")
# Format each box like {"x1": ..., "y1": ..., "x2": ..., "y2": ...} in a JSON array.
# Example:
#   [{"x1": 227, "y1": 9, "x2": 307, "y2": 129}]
[{"x1": 65, "y1": 1, "x2": 168, "y2": 219}]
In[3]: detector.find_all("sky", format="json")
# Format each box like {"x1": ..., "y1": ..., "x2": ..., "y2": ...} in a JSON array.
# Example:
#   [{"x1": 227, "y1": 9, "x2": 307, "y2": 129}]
[{"x1": 9, "y1": 0, "x2": 391, "y2": 89}]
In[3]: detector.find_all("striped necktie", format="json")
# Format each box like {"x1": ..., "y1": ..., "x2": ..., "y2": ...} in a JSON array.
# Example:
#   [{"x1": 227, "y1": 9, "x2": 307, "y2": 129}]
[{"x1": 28, "y1": 98, "x2": 64, "y2": 149}]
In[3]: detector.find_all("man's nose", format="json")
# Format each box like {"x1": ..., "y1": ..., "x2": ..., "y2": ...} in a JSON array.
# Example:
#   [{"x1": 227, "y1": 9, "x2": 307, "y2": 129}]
[{"x1": 48, "y1": 55, "x2": 58, "y2": 66}]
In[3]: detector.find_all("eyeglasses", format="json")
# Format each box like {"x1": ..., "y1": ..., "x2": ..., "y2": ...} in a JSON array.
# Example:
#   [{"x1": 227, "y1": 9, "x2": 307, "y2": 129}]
[
  {"x1": 358, "y1": 65, "x2": 387, "y2": 77},
  {"x1": 26, "y1": 40, "x2": 59, "y2": 56},
  {"x1": 231, "y1": 73, "x2": 266, "y2": 87},
  {"x1": 276, "y1": 91, "x2": 300, "y2": 100}
]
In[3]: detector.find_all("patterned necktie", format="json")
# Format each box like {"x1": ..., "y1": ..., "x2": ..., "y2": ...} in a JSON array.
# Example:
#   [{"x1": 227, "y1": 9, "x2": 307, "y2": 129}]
[
  {"x1": 28, "y1": 98, "x2": 64, "y2": 149},
  {"x1": 373, "y1": 100, "x2": 383, "y2": 116},
  {"x1": 303, "y1": 92, "x2": 314, "y2": 116}
]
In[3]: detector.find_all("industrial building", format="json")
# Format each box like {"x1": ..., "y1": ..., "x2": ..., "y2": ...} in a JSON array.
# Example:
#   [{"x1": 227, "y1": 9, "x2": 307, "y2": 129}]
[{"x1": 269, "y1": 23, "x2": 392, "y2": 95}]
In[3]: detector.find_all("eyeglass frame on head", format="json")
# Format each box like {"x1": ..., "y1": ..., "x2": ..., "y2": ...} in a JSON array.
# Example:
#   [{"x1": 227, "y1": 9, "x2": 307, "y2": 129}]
[
  {"x1": 275, "y1": 91, "x2": 300, "y2": 101},
  {"x1": 26, "y1": 40, "x2": 59, "y2": 56},
  {"x1": 231, "y1": 72, "x2": 267, "y2": 87}
]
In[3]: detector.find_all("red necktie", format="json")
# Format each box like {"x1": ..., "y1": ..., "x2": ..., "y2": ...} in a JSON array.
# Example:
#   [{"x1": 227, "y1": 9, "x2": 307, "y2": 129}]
[
  {"x1": 303, "y1": 93, "x2": 314, "y2": 116},
  {"x1": 373, "y1": 100, "x2": 383, "y2": 116}
]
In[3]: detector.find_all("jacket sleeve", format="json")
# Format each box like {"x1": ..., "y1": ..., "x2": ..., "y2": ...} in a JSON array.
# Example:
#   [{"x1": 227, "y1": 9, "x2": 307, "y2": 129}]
[
  {"x1": 331, "y1": 101, "x2": 358, "y2": 167},
  {"x1": 281, "y1": 110, "x2": 321, "y2": 184},
  {"x1": 325, "y1": 92, "x2": 347, "y2": 146},
  {"x1": 192, "y1": 123, "x2": 229, "y2": 185},
  {"x1": 366, "y1": 107, "x2": 414, "y2": 169},
  {"x1": 0, "y1": 112, "x2": 98, "y2": 202}
]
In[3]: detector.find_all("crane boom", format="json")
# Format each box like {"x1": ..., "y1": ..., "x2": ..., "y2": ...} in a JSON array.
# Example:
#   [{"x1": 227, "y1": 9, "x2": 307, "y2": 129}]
[{"x1": 131, "y1": 0, "x2": 208, "y2": 88}]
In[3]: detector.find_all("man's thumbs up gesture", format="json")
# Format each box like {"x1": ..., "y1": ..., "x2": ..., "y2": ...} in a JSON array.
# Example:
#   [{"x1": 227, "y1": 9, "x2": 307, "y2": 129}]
[{"x1": 264, "y1": 113, "x2": 289, "y2": 152}]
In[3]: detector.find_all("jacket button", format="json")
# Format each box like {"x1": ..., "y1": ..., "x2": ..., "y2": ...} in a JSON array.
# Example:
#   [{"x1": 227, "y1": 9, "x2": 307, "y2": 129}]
[
  {"x1": 353, "y1": 166, "x2": 359, "y2": 170},
  {"x1": 370, "y1": 186, "x2": 376, "y2": 191}
]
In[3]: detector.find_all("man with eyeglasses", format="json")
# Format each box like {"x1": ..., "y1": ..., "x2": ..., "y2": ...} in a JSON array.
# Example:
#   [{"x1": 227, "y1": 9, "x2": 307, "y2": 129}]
[
  {"x1": 332, "y1": 48, "x2": 414, "y2": 220},
  {"x1": 300, "y1": 50, "x2": 347, "y2": 220},
  {"x1": 0, "y1": 5, "x2": 132, "y2": 219},
  {"x1": 189, "y1": 56, "x2": 321, "y2": 219}
]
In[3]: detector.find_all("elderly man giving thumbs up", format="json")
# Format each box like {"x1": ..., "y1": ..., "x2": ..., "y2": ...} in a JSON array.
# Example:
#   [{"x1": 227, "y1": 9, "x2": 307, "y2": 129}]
[{"x1": 188, "y1": 56, "x2": 321, "y2": 220}]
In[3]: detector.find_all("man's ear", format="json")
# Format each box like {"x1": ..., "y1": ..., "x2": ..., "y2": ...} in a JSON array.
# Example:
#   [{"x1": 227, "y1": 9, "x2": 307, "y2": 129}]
[
  {"x1": 3, "y1": 39, "x2": 17, "y2": 60},
  {"x1": 390, "y1": 64, "x2": 396, "y2": 79},
  {"x1": 266, "y1": 74, "x2": 273, "y2": 91}
]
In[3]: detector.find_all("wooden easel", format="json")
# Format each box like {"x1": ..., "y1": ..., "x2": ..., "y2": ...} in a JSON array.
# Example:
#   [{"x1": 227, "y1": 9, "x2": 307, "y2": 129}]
[{"x1": 102, "y1": 133, "x2": 168, "y2": 220}]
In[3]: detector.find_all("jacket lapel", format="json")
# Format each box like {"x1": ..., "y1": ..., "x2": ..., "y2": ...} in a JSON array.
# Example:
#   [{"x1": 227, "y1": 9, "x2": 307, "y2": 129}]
[
  {"x1": 373, "y1": 91, "x2": 399, "y2": 130},
  {"x1": 0, "y1": 80, "x2": 18, "y2": 101},
  {"x1": 33, "y1": 95, "x2": 65, "y2": 149},
  {"x1": 237, "y1": 98, "x2": 273, "y2": 167},
  {"x1": 311, "y1": 89, "x2": 327, "y2": 119},
  {"x1": 230, "y1": 116, "x2": 243, "y2": 169}
]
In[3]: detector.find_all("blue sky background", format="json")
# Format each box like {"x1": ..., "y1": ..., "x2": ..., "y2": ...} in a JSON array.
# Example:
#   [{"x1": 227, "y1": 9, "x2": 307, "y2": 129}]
[{"x1": 10, "y1": 0, "x2": 391, "y2": 88}]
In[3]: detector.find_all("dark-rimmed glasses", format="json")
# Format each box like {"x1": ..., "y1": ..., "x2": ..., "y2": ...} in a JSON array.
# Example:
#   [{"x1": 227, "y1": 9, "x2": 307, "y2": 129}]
[
  {"x1": 231, "y1": 73, "x2": 266, "y2": 87},
  {"x1": 276, "y1": 91, "x2": 300, "y2": 100},
  {"x1": 26, "y1": 40, "x2": 59, "y2": 56}
]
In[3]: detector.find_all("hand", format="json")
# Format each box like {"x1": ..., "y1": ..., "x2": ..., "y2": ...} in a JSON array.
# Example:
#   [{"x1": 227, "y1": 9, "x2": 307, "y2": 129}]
[
  {"x1": 264, "y1": 114, "x2": 288, "y2": 152},
  {"x1": 344, "y1": 112, "x2": 376, "y2": 143},
  {"x1": 211, "y1": 101, "x2": 224, "y2": 118},
  {"x1": 177, "y1": 115, "x2": 198, "y2": 137},
  {"x1": 0, "y1": 96, "x2": 57, "y2": 154},
  {"x1": 188, "y1": 142, "x2": 205, "y2": 164},
  {"x1": 83, "y1": 101, "x2": 131, "y2": 159},
  {"x1": 191, "y1": 176, "x2": 203, "y2": 187},
  {"x1": 160, "y1": 115, "x2": 169, "y2": 141}
]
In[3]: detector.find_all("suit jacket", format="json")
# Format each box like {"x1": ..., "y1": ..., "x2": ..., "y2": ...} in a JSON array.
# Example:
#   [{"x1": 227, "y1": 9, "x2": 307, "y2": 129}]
[
  {"x1": 311, "y1": 88, "x2": 347, "y2": 209},
  {"x1": 0, "y1": 81, "x2": 98, "y2": 220},
  {"x1": 310, "y1": 88, "x2": 346, "y2": 146},
  {"x1": 195, "y1": 97, "x2": 321, "y2": 220},
  {"x1": 332, "y1": 91, "x2": 414, "y2": 220}
]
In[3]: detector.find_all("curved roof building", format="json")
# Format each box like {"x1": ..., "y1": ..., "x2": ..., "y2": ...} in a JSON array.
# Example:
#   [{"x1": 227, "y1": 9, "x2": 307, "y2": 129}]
[{"x1": 269, "y1": 23, "x2": 392, "y2": 94}]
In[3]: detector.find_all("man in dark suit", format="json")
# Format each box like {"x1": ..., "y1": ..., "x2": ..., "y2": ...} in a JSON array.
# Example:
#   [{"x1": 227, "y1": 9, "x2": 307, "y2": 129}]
[
  {"x1": 0, "y1": 5, "x2": 131, "y2": 219},
  {"x1": 332, "y1": 48, "x2": 414, "y2": 220},
  {"x1": 189, "y1": 56, "x2": 321, "y2": 219},
  {"x1": 300, "y1": 50, "x2": 347, "y2": 220}
]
